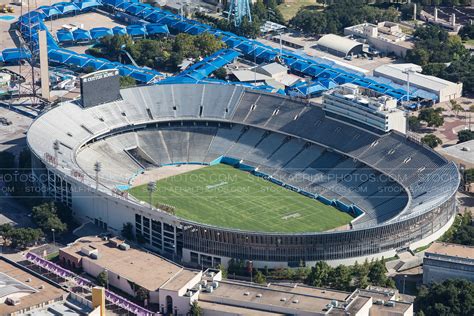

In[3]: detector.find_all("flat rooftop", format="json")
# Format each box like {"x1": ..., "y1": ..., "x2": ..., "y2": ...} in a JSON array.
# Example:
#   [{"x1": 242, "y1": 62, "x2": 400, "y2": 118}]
[
  {"x1": 199, "y1": 281, "x2": 341, "y2": 314},
  {"x1": 439, "y1": 140, "x2": 474, "y2": 167},
  {"x1": 61, "y1": 236, "x2": 187, "y2": 291},
  {"x1": 0, "y1": 258, "x2": 66, "y2": 315},
  {"x1": 426, "y1": 242, "x2": 474, "y2": 260}
]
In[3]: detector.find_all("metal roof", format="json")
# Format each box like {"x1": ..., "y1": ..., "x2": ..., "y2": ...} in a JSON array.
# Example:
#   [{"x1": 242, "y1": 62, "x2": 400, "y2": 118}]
[{"x1": 317, "y1": 34, "x2": 363, "y2": 56}]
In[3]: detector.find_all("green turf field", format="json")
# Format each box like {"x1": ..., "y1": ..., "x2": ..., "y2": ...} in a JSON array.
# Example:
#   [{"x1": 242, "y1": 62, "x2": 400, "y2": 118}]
[{"x1": 128, "y1": 164, "x2": 353, "y2": 233}]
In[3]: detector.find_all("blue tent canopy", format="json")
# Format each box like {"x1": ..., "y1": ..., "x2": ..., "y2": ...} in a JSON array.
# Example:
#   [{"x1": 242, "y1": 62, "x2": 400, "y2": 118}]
[
  {"x1": 72, "y1": 28, "x2": 92, "y2": 41},
  {"x1": 129, "y1": 71, "x2": 155, "y2": 83},
  {"x1": 2, "y1": 48, "x2": 32, "y2": 62},
  {"x1": 116, "y1": 1, "x2": 133, "y2": 10},
  {"x1": 138, "y1": 8, "x2": 155, "y2": 18},
  {"x1": 333, "y1": 74, "x2": 357, "y2": 85},
  {"x1": 19, "y1": 11, "x2": 45, "y2": 24},
  {"x1": 90, "y1": 27, "x2": 113, "y2": 39},
  {"x1": 74, "y1": 0, "x2": 101, "y2": 11},
  {"x1": 85, "y1": 59, "x2": 107, "y2": 70},
  {"x1": 48, "y1": 49, "x2": 74, "y2": 63},
  {"x1": 289, "y1": 60, "x2": 311, "y2": 72},
  {"x1": 53, "y1": 2, "x2": 79, "y2": 14},
  {"x1": 102, "y1": 0, "x2": 126, "y2": 6},
  {"x1": 145, "y1": 11, "x2": 168, "y2": 23},
  {"x1": 173, "y1": 21, "x2": 193, "y2": 33},
  {"x1": 126, "y1": 25, "x2": 146, "y2": 36},
  {"x1": 145, "y1": 24, "x2": 170, "y2": 35},
  {"x1": 125, "y1": 3, "x2": 148, "y2": 15},
  {"x1": 236, "y1": 42, "x2": 256, "y2": 55},
  {"x1": 0, "y1": 54, "x2": 4, "y2": 63},
  {"x1": 112, "y1": 26, "x2": 127, "y2": 35},
  {"x1": 187, "y1": 25, "x2": 208, "y2": 35},
  {"x1": 56, "y1": 30, "x2": 74, "y2": 42},
  {"x1": 67, "y1": 54, "x2": 90, "y2": 67},
  {"x1": 38, "y1": 6, "x2": 61, "y2": 17}
]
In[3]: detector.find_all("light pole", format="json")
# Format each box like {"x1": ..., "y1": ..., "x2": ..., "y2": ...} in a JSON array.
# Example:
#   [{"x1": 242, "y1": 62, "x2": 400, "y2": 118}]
[
  {"x1": 402, "y1": 67, "x2": 417, "y2": 106},
  {"x1": 402, "y1": 274, "x2": 407, "y2": 294},
  {"x1": 53, "y1": 140, "x2": 59, "y2": 165},
  {"x1": 51, "y1": 228, "x2": 55, "y2": 246},
  {"x1": 94, "y1": 161, "x2": 101, "y2": 190},
  {"x1": 147, "y1": 181, "x2": 157, "y2": 209}
]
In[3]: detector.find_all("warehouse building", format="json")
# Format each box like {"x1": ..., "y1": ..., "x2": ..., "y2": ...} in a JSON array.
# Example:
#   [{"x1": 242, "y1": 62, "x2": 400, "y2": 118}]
[
  {"x1": 316, "y1": 34, "x2": 364, "y2": 57},
  {"x1": 423, "y1": 242, "x2": 474, "y2": 284},
  {"x1": 373, "y1": 64, "x2": 463, "y2": 103}
]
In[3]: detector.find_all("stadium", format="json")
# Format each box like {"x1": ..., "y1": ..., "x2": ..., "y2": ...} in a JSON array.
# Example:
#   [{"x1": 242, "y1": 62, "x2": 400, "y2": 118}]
[{"x1": 27, "y1": 83, "x2": 459, "y2": 268}]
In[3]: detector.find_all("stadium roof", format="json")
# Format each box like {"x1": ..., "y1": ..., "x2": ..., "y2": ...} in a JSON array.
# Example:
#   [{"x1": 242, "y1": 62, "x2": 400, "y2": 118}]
[{"x1": 317, "y1": 34, "x2": 363, "y2": 56}]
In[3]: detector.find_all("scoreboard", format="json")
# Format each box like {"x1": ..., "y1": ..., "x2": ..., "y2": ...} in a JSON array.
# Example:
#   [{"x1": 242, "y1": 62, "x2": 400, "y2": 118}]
[{"x1": 80, "y1": 69, "x2": 121, "y2": 108}]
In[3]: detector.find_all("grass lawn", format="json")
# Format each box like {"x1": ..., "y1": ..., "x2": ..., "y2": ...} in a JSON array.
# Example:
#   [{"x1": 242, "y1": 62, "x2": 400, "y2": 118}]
[
  {"x1": 277, "y1": 0, "x2": 324, "y2": 22},
  {"x1": 463, "y1": 39, "x2": 474, "y2": 46},
  {"x1": 128, "y1": 164, "x2": 353, "y2": 233}
]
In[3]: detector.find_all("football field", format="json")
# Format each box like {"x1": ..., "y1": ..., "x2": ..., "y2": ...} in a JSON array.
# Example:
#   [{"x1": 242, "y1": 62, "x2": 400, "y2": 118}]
[{"x1": 128, "y1": 164, "x2": 353, "y2": 233}]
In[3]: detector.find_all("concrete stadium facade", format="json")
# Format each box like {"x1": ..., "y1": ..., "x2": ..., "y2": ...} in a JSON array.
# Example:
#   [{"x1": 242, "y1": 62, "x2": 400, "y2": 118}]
[{"x1": 27, "y1": 84, "x2": 459, "y2": 269}]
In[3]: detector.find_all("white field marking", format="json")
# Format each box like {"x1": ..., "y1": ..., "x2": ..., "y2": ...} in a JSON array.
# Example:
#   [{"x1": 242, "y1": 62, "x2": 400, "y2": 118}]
[
  {"x1": 206, "y1": 182, "x2": 228, "y2": 190},
  {"x1": 281, "y1": 213, "x2": 301, "y2": 220}
]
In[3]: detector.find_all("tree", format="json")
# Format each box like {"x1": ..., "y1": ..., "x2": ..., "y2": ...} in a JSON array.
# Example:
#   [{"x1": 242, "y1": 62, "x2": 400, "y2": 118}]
[
  {"x1": 306, "y1": 261, "x2": 331, "y2": 287},
  {"x1": 120, "y1": 76, "x2": 136, "y2": 88},
  {"x1": 121, "y1": 222, "x2": 134, "y2": 241},
  {"x1": 465, "y1": 169, "x2": 474, "y2": 185},
  {"x1": 217, "y1": 264, "x2": 228, "y2": 279},
  {"x1": 254, "y1": 270, "x2": 267, "y2": 284},
  {"x1": 213, "y1": 67, "x2": 227, "y2": 80},
  {"x1": 415, "y1": 279, "x2": 474, "y2": 316},
  {"x1": 7, "y1": 227, "x2": 43, "y2": 250},
  {"x1": 421, "y1": 134, "x2": 443, "y2": 148},
  {"x1": 418, "y1": 108, "x2": 444, "y2": 128},
  {"x1": 96, "y1": 271, "x2": 108, "y2": 287},
  {"x1": 408, "y1": 116, "x2": 421, "y2": 131},
  {"x1": 31, "y1": 202, "x2": 67, "y2": 235},
  {"x1": 329, "y1": 265, "x2": 352, "y2": 291},
  {"x1": 457, "y1": 129, "x2": 474, "y2": 143},
  {"x1": 449, "y1": 100, "x2": 463, "y2": 118},
  {"x1": 190, "y1": 301, "x2": 202, "y2": 316},
  {"x1": 135, "y1": 286, "x2": 149, "y2": 302}
]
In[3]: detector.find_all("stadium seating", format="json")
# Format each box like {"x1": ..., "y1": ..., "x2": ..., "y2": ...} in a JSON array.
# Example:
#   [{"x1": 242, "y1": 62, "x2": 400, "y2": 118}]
[{"x1": 34, "y1": 83, "x2": 456, "y2": 229}]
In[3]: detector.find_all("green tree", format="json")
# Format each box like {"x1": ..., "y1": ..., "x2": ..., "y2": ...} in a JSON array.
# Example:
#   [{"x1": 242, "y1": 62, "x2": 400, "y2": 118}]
[
  {"x1": 421, "y1": 134, "x2": 443, "y2": 148},
  {"x1": 121, "y1": 222, "x2": 134, "y2": 241},
  {"x1": 217, "y1": 264, "x2": 228, "y2": 279},
  {"x1": 408, "y1": 116, "x2": 421, "y2": 131},
  {"x1": 449, "y1": 100, "x2": 464, "y2": 118},
  {"x1": 306, "y1": 261, "x2": 331, "y2": 287},
  {"x1": 32, "y1": 202, "x2": 67, "y2": 235},
  {"x1": 457, "y1": 129, "x2": 474, "y2": 143},
  {"x1": 329, "y1": 265, "x2": 352, "y2": 291},
  {"x1": 418, "y1": 108, "x2": 444, "y2": 128},
  {"x1": 7, "y1": 227, "x2": 43, "y2": 249},
  {"x1": 415, "y1": 279, "x2": 474, "y2": 316},
  {"x1": 96, "y1": 271, "x2": 108, "y2": 287},
  {"x1": 254, "y1": 270, "x2": 267, "y2": 284},
  {"x1": 465, "y1": 169, "x2": 474, "y2": 184},
  {"x1": 213, "y1": 67, "x2": 227, "y2": 80},
  {"x1": 190, "y1": 301, "x2": 202, "y2": 316},
  {"x1": 120, "y1": 76, "x2": 136, "y2": 88}
]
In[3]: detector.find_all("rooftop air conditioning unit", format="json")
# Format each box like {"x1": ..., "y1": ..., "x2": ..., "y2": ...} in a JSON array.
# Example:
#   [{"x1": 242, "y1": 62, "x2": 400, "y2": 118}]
[
  {"x1": 256, "y1": 293, "x2": 262, "y2": 298},
  {"x1": 119, "y1": 243, "x2": 130, "y2": 251},
  {"x1": 5, "y1": 297, "x2": 20, "y2": 306}
]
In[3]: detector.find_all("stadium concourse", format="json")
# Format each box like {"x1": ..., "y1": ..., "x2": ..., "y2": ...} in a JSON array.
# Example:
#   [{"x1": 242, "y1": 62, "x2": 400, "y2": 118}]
[{"x1": 27, "y1": 83, "x2": 459, "y2": 269}]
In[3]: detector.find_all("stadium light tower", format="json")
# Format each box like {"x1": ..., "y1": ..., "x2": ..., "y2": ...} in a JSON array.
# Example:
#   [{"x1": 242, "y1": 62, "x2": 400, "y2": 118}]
[
  {"x1": 94, "y1": 161, "x2": 102, "y2": 190},
  {"x1": 227, "y1": 0, "x2": 252, "y2": 27},
  {"x1": 147, "y1": 181, "x2": 157, "y2": 209},
  {"x1": 402, "y1": 67, "x2": 417, "y2": 105}
]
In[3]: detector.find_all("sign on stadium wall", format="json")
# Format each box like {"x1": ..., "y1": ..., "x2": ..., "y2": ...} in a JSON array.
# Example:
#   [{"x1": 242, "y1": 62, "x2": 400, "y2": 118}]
[{"x1": 80, "y1": 69, "x2": 121, "y2": 108}]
